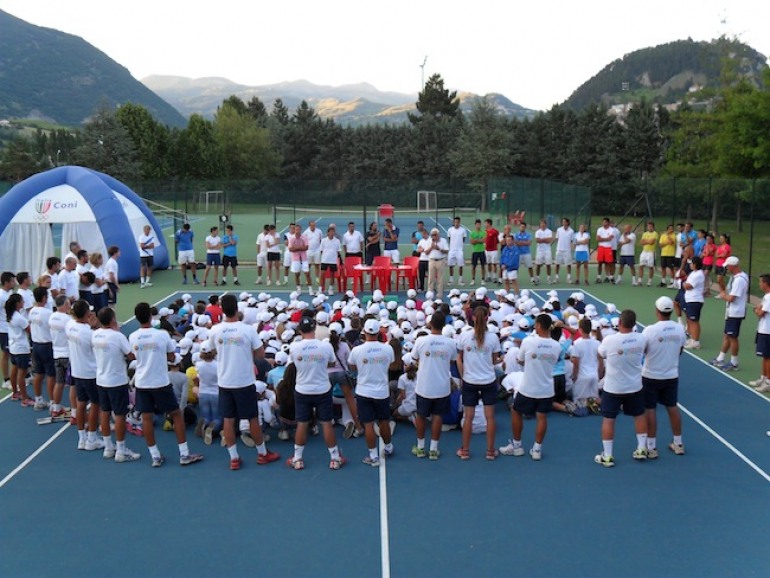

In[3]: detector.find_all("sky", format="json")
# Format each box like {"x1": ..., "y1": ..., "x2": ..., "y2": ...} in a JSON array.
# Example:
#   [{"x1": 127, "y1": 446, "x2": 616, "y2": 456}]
[{"x1": 2, "y1": 0, "x2": 769, "y2": 111}]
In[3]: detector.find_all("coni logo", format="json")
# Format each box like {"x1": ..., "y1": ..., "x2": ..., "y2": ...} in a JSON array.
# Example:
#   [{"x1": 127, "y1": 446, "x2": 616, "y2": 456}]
[{"x1": 35, "y1": 199, "x2": 52, "y2": 215}]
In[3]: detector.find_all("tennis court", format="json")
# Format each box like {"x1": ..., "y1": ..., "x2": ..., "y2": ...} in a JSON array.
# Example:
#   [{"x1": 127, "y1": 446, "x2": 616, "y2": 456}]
[{"x1": 2, "y1": 288, "x2": 769, "y2": 577}]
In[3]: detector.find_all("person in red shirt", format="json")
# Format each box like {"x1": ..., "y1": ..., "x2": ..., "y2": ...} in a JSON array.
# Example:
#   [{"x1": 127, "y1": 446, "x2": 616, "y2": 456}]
[
  {"x1": 205, "y1": 294, "x2": 223, "y2": 324},
  {"x1": 484, "y1": 219, "x2": 500, "y2": 283}
]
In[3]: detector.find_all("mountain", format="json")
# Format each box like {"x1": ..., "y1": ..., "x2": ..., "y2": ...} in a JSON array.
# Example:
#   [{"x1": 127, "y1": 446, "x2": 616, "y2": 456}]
[
  {"x1": 142, "y1": 75, "x2": 539, "y2": 126},
  {"x1": 564, "y1": 38, "x2": 769, "y2": 111},
  {"x1": 0, "y1": 9, "x2": 186, "y2": 127}
]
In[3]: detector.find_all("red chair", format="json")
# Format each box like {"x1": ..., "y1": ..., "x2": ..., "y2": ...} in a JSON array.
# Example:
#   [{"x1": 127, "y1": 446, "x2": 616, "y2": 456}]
[
  {"x1": 344, "y1": 256, "x2": 363, "y2": 293},
  {"x1": 397, "y1": 256, "x2": 419, "y2": 290},
  {"x1": 321, "y1": 260, "x2": 345, "y2": 293},
  {"x1": 372, "y1": 255, "x2": 392, "y2": 292}
]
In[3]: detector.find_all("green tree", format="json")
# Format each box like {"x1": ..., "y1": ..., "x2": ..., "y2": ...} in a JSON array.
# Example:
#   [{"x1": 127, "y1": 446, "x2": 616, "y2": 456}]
[
  {"x1": 624, "y1": 98, "x2": 665, "y2": 179},
  {"x1": 116, "y1": 102, "x2": 171, "y2": 179},
  {"x1": 73, "y1": 103, "x2": 141, "y2": 182},
  {"x1": 168, "y1": 114, "x2": 220, "y2": 179},
  {"x1": 0, "y1": 136, "x2": 41, "y2": 181},
  {"x1": 408, "y1": 73, "x2": 461, "y2": 124},
  {"x1": 213, "y1": 103, "x2": 280, "y2": 179},
  {"x1": 246, "y1": 96, "x2": 269, "y2": 127}
]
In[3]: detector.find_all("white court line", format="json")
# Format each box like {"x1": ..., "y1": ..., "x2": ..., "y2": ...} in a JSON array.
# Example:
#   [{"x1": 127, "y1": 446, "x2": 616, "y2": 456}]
[
  {"x1": 378, "y1": 438, "x2": 391, "y2": 578},
  {"x1": 120, "y1": 291, "x2": 177, "y2": 328},
  {"x1": 0, "y1": 423, "x2": 70, "y2": 489}
]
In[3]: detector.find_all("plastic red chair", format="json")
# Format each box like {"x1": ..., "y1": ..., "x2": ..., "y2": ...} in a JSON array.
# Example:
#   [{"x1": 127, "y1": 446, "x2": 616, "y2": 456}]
[
  {"x1": 344, "y1": 256, "x2": 363, "y2": 293},
  {"x1": 397, "y1": 256, "x2": 419, "y2": 290},
  {"x1": 372, "y1": 255, "x2": 392, "y2": 292},
  {"x1": 321, "y1": 260, "x2": 345, "y2": 293}
]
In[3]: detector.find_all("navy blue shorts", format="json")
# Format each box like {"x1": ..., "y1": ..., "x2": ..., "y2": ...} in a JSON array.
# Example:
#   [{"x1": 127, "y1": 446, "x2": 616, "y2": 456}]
[
  {"x1": 715, "y1": 266, "x2": 726, "y2": 277},
  {"x1": 0, "y1": 332, "x2": 8, "y2": 353},
  {"x1": 512, "y1": 392, "x2": 552, "y2": 415},
  {"x1": 553, "y1": 374, "x2": 567, "y2": 403},
  {"x1": 206, "y1": 254, "x2": 221, "y2": 266},
  {"x1": 643, "y1": 377, "x2": 678, "y2": 408},
  {"x1": 32, "y1": 342, "x2": 55, "y2": 377},
  {"x1": 294, "y1": 390, "x2": 334, "y2": 423},
  {"x1": 356, "y1": 394, "x2": 391, "y2": 423},
  {"x1": 107, "y1": 283, "x2": 118, "y2": 306},
  {"x1": 55, "y1": 358, "x2": 70, "y2": 385},
  {"x1": 620, "y1": 255, "x2": 635, "y2": 267},
  {"x1": 756, "y1": 333, "x2": 770, "y2": 358},
  {"x1": 600, "y1": 389, "x2": 645, "y2": 418},
  {"x1": 11, "y1": 353, "x2": 30, "y2": 370},
  {"x1": 140, "y1": 256, "x2": 154, "y2": 269},
  {"x1": 135, "y1": 385, "x2": 178, "y2": 415},
  {"x1": 685, "y1": 301, "x2": 703, "y2": 321},
  {"x1": 98, "y1": 384, "x2": 129, "y2": 416},
  {"x1": 461, "y1": 380, "x2": 499, "y2": 407},
  {"x1": 416, "y1": 394, "x2": 450, "y2": 418},
  {"x1": 223, "y1": 255, "x2": 238, "y2": 268},
  {"x1": 218, "y1": 385, "x2": 258, "y2": 420},
  {"x1": 674, "y1": 289, "x2": 686, "y2": 310},
  {"x1": 471, "y1": 252, "x2": 486, "y2": 267},
  {"x1": 74, "y1": 377, "x2": 99, "y2": 404},
  {"x1": 724, "y1": 317, "x2": 743, "y2": 338}
]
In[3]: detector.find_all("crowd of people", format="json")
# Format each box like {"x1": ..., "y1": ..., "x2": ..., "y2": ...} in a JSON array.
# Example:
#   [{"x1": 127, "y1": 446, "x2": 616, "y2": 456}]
[{"x1": 1, "y1": 212, "x2": 767, "y2": 470}]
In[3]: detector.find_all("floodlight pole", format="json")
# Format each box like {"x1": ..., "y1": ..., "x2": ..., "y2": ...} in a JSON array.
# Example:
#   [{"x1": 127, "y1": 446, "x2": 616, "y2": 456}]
[{"x1": 420, "y1": 56, "x2": 428, "y2": 90}]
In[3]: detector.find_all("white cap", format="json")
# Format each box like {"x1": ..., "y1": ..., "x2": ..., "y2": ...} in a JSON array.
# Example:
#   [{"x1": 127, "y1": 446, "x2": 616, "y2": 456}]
[
  {"x1": 200, "y1": 342, "x2": 214, "y2": 353},
  {"x1": 364, "y1": 319, "x2": 380, "y2": 335},
  {"x1": 168, "y1": 353, "x2": 182, "y2": 366},
  {"x1": 274, "y1": 351, "x2": 289, "y2": 365},
  {"x1": 606, "y1": 303, "x2": 617, "y2": 313},
  {"x1": 387, "y1": 300, "x2": 398, "y2": 311},
  {"x1": 315, "y1": 311, "x2": 329, "y2": 324},
  {"x1": 405, "y1": 299, "x2": 416, "y2": 309},
  {"x1": 158, "y1": 307, "x2": 172, "y2": 316},
  {"x1": 425, "y1": 291, "x2": 435, "y2": 301},
  {"x1": 406, "y1": 289, "x2": 417, "y2": 299},
  {"x1": 182, "y1": 293, "x2": 192, "y2": 302},
  {"x1": 239, "y1": 291, "x2": 251, "y2": 300},
  {"x1": 724, "y1": 256, "x2": 739, "y2": 267},
  {"x1": 373, "y1": 290, "x2": 384, "y2": 302},
  {"x1": 197, "y1": 315, "x2": 210, "y2": 327},
  {"x1": 329, "y1": 322, "x2": 343, "y2": 335},
  {"x1": 178, "y1": 337, "x2": 193, "y2": 354},
  {"x1": 441, "y1": 325, "x2": 455, "y2": 338},
  {"x1": 390, "y1": 327, "x2": 404, "y2": 340},
  {"x1": 547, "y1": 290, "x2": 558, "y2": 298},
  {"x1": 254, "y1": 381, "x2": 267, "y2": 394},
  {"x1": 655, "y1": 296, "x2": 674, "y2": 313}
]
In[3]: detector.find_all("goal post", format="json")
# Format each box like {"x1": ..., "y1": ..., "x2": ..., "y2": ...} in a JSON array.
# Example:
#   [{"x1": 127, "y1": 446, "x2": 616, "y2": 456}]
[
  {"x1": 416, "y1": 190, "x2": 437, "y2": 212},
  {"x1": 197, "y1": 190, "x2": 224, "y2": 213}
]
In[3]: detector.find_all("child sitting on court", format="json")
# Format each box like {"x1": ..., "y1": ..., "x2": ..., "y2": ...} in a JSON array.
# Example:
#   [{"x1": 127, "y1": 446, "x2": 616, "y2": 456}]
[
  {"x1": 255, "y1": 381, "x2": 278, "y2": 430},
  {"x1": 393, "y1": 354, "x2": 417, "y2": 424},
  {"x1": 194, "y1": 343, "x2": 220, "y2": 445}
]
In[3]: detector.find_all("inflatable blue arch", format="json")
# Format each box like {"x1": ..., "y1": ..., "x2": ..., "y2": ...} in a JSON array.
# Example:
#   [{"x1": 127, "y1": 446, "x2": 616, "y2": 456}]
[{"x1": 0, "y1": 166, "x2": 169, "y2": 282}]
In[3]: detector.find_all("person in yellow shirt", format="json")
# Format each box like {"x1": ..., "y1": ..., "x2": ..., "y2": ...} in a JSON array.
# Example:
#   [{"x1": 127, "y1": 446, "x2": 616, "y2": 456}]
[
  {"x1": 638, "y1": 221, "x2": 659, "y2": 287},
  {"x1": 659, "y1": 224, "x2": 677, "y2": 287}
]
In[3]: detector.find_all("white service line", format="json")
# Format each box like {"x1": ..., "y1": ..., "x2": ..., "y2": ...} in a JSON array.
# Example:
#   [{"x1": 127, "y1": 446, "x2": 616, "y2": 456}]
[
  {"x1": 378, "y1": 438, "x2": 391, "y2": 578},
  {"x1": 0, "y1": 423, "x2": 70, "y2": 489}
]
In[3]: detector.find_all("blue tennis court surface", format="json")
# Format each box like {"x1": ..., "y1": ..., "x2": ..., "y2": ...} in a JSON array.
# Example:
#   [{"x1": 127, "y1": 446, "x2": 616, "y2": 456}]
[{"x1": 2, "y1": 289, "x2": 769, "y2": 577}]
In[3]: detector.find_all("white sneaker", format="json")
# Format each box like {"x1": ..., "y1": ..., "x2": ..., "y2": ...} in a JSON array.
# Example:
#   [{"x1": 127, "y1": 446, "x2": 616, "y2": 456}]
[
  {"x1": 327, "y1": 287, "x2": 334, "y2": 296},
  {"x1": 264, "y1": 279, "x2": 270, "y2": 286},
  {"x1": 616, "y1": 278, "x2": 623, "y2": 285},
  {"x1": 103, "y1": 446, "x2": 116, "y2": 459},
  {"x1": 296, "y1": 285, "x2": 302, "y2": 293},
  {"x1": 529, "y1": 447, "x2": 542, "y2": 461},
  {"x1": 84, "y1": 438, "x2": 105, "y2": 451},
  {"x1": 144, "y1": 281, "x2": 153, "y2": 287},
  {"x1": 756, "y1": 380, "x2": 770, "y2": 393},
  {"x1": 448, "y1": 278, "x2": 454, "y2": 286},
  {"x1": 115, "y1": 448, "x2": 141, "y2": 462},
  {"x1": 458, "y1": 279, "x2": 465, "y2": 286},
  {"x1": 749, "y1": 376, "x2": 768, "y2": 388},
  {"x1": 307, "y1": 287, "x2": 313, "y2": 295},
  {"x1": 77, "y1": 439, "x2": 86, "y2": 450},
  {"x1": 499, "y1": 442, "x2": 525, "y2": 456},
  {"x1": 684, "y1": 340, "x2": 700, "y2": 350},
  {"x1": 647, "y1": 279, "x2": 652, "y2": 287}
]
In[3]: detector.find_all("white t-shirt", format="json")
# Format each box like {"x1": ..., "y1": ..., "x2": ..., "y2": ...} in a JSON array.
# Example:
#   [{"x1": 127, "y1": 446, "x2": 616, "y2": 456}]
[
  {"x1": 18, "y1": 288, "x2": 34, "y2": 313},
  {"x1": 303, "y1": 227, "x2": 323, "y2": 252},
  {"x1": 417, "y1": 238, "x2": 432, "y2": 261},
  {"x1": 29, "y1": 306, "x2": 53, "y2": 344},
  {"x1": 447, "y1": 226, "x2": 467, "y2": 251},
  {"x1": 128, "y1": 327, "x2": 176, "y2": 389},
  {"x1": 8, "y1": 311, "x2": 30, "y2": 355},
  {"x1": 535, "y1": 229, "x2": 553, "y2": 253},
  {"x1": 413, "y1": 334, "x2": 458, "y2": 399},
  {"x1": 574, "y1": 231, "x2": 590, "y2": 255},
  {"x1": 343, "y1": 230, "x2": 364, "y2": 253},
  {"x1": 266, "y1": 232, "x2": 281, "y2": 254},
  {"x1": 92, "y1": 328, "x2": 130, "y2": 387},
  {"x1": 205, "y1": 235, "x2": 221, "y2": 254},
  {"x1": 90, "y1": 266, "x2": 106, "y2": 295},
  {"x1": 256, "y1": 232, "x2": 268, "y2": 255},
  {"x1": 516, "y1": 335, "x2": 561, "y2": 399},
  {"x1": 684, "y1": 269, "x2": 705, "y2": 303},
  {"x1": 641, "y1": 321, "x2": 686, "y2": 380},
  {"x1": 596, "y1": 226, "x2": 614, "y2": 248},
  {"x1": 503, "y1": 347, "x2": 522, "y2": 373},
  {"x1": 610, "y1": 227, "x2": 621, "y2": 250},
  {"x1": 290, "y1": 338, "x2": 335, "y2": 395},
  {"x1": 208, "y1": 321, "x2": 262, "y2": 389},
  {"x1": 458, "y1": 330, "x2": 500, "y2": 385},
  {"x1": 397, "y1": 374, "x2": 417, "y2": 411},
  {"x1": 195, "y1": 360, "x2": 219, "y2": 395},
  {"x1": 760, "y1": 293, "x2": 770, "y2": 335},
  {"x1": 138, "y1": 233, "x2": 155, "y2": 257},
  {"x1": 105, "y1": 257, "x2": 119, "y2": 284},
  {"x1": 726, "y1": 272, "x2": 749, "y2": 318},
  {"x1": 426, "y1": 238, "x2": 449, "y2": 260},
  {"x1": 49, "y1": 311, "x2": 71, "y2": 358},
  {"x1": 320, "y1": 237, "x2": 341, "y2": 264},
  {"x1": 348, "y1": 341, "x2": 395, "y2": 400},
  {"x1": 58, "y1": 269, "x2": 79, "y2": 300},
  {"x1": 619, "y1": 232, "x2": 636, "y2": 257},
  {"x1": 598, "y1": 332, "x2": 647, "y2": 394},
  {"x1": 555, "y1": 227, "x2": 574, "y2": 252},
  {"x1": 569, "y1": 337, "x2": 600, "y2": 380},
  {"x1": 67, "y1": 319, "x2": 96, "y2": 379},
  {"x1": 0, "y1": 288, "x2": 10, "y2": 333}
]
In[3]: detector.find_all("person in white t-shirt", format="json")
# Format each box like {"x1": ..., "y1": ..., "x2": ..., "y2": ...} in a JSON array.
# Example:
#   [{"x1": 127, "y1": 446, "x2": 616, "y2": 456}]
[
  {"x1": 255, "y1": 224, "x2": 270, "y2": 285},
  {"x1": 534, "y1": 220, "x2": 554, "y2": 285},
  {"x1": 129, "y1": 302, "x2": 203, "y2": 467},
  {"x1": 553, "y1": 218, "x2": 575, "y2": 284},
  {"x1": 751, "y1": 274, "x2": 770, "y2": 391},
  {"x1": 447, "y1": 217, "x2": 467, "y2": 287},
  {"x1": 424, "y1": 229, "x2": 449, "y2": 298},
  {"x1": 207, "y1": 294, "x2": 279, "y2": 470},
  {"x1": 202, "y1": 226, "x2": 222, "y2": 287},
  {"x1": 596, "y1": 218, "x2": 616, "y2": 284},
  {"x1": 288, "y1": 315, "x2": 345, "y2": 470},
  {"x1": 264, "y1": 224, "x2": 282, "y2": 286},
  {"x1": 48, "y1": 296, "x2": 73, "y2": 418},
  {"x1": 594, "y1": 309, "x2": 649, "y2": 467},
  {"x1": 92, "y1": 307, "x2": 141, "y2": 463},
  {"x1": 615, "y1": 224, "x2": 638, "y2": 285},
  {"x1": 411, "y1": 311, "x2": 457, "y2": 459},
  {"x1": 642, "y1": 296, "x2": 687, "y2": 458},
  {"x1": 499, "y1": 314, "x2": 561, "y2": 460},
  {"x1": 569, "y1": 318, "x2": 601, "y2": 402},
  {"x1": 711, "y1": 256, "x2": 749, "y2": 371},
  {"x1": 105, "y1": 245, "x2": 120, "y2": 309},
  {"x1": 394, "y1": 355, "x2": 417, "y2": 423},
  {"x1": 6, "y1": 294, "x2": 33, "y2": 406},
  {"x1": 29, "y1": 287, "x2": 55, "y2": 411},
  {"x1": 347, "y1": 319, "x2": 395, "y2": 467},
  {"x1": 138, "y1": 224, "x2": 155, "y2": 288},
  {"x1": 456, "y1": 307, "x2": 502, "y2": 461},
  {"x1": 303, "y1": 220, "x2": 324, "y2": 285},
  {"x1": 66, "y1": 299, "x2": 102, "y2": 449},
  {"x1": 319, "y1": 227, "x2": 342, "y2": 296},
  {"x1": 573, "y1": 224, "x2": 590, "y2": 286},
  {"x1": 683, "y1": 256, "x2": 706, "y2": 349},
  {"x1": 343, "y1": 222, "x2": 365, "y2": 258}
]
